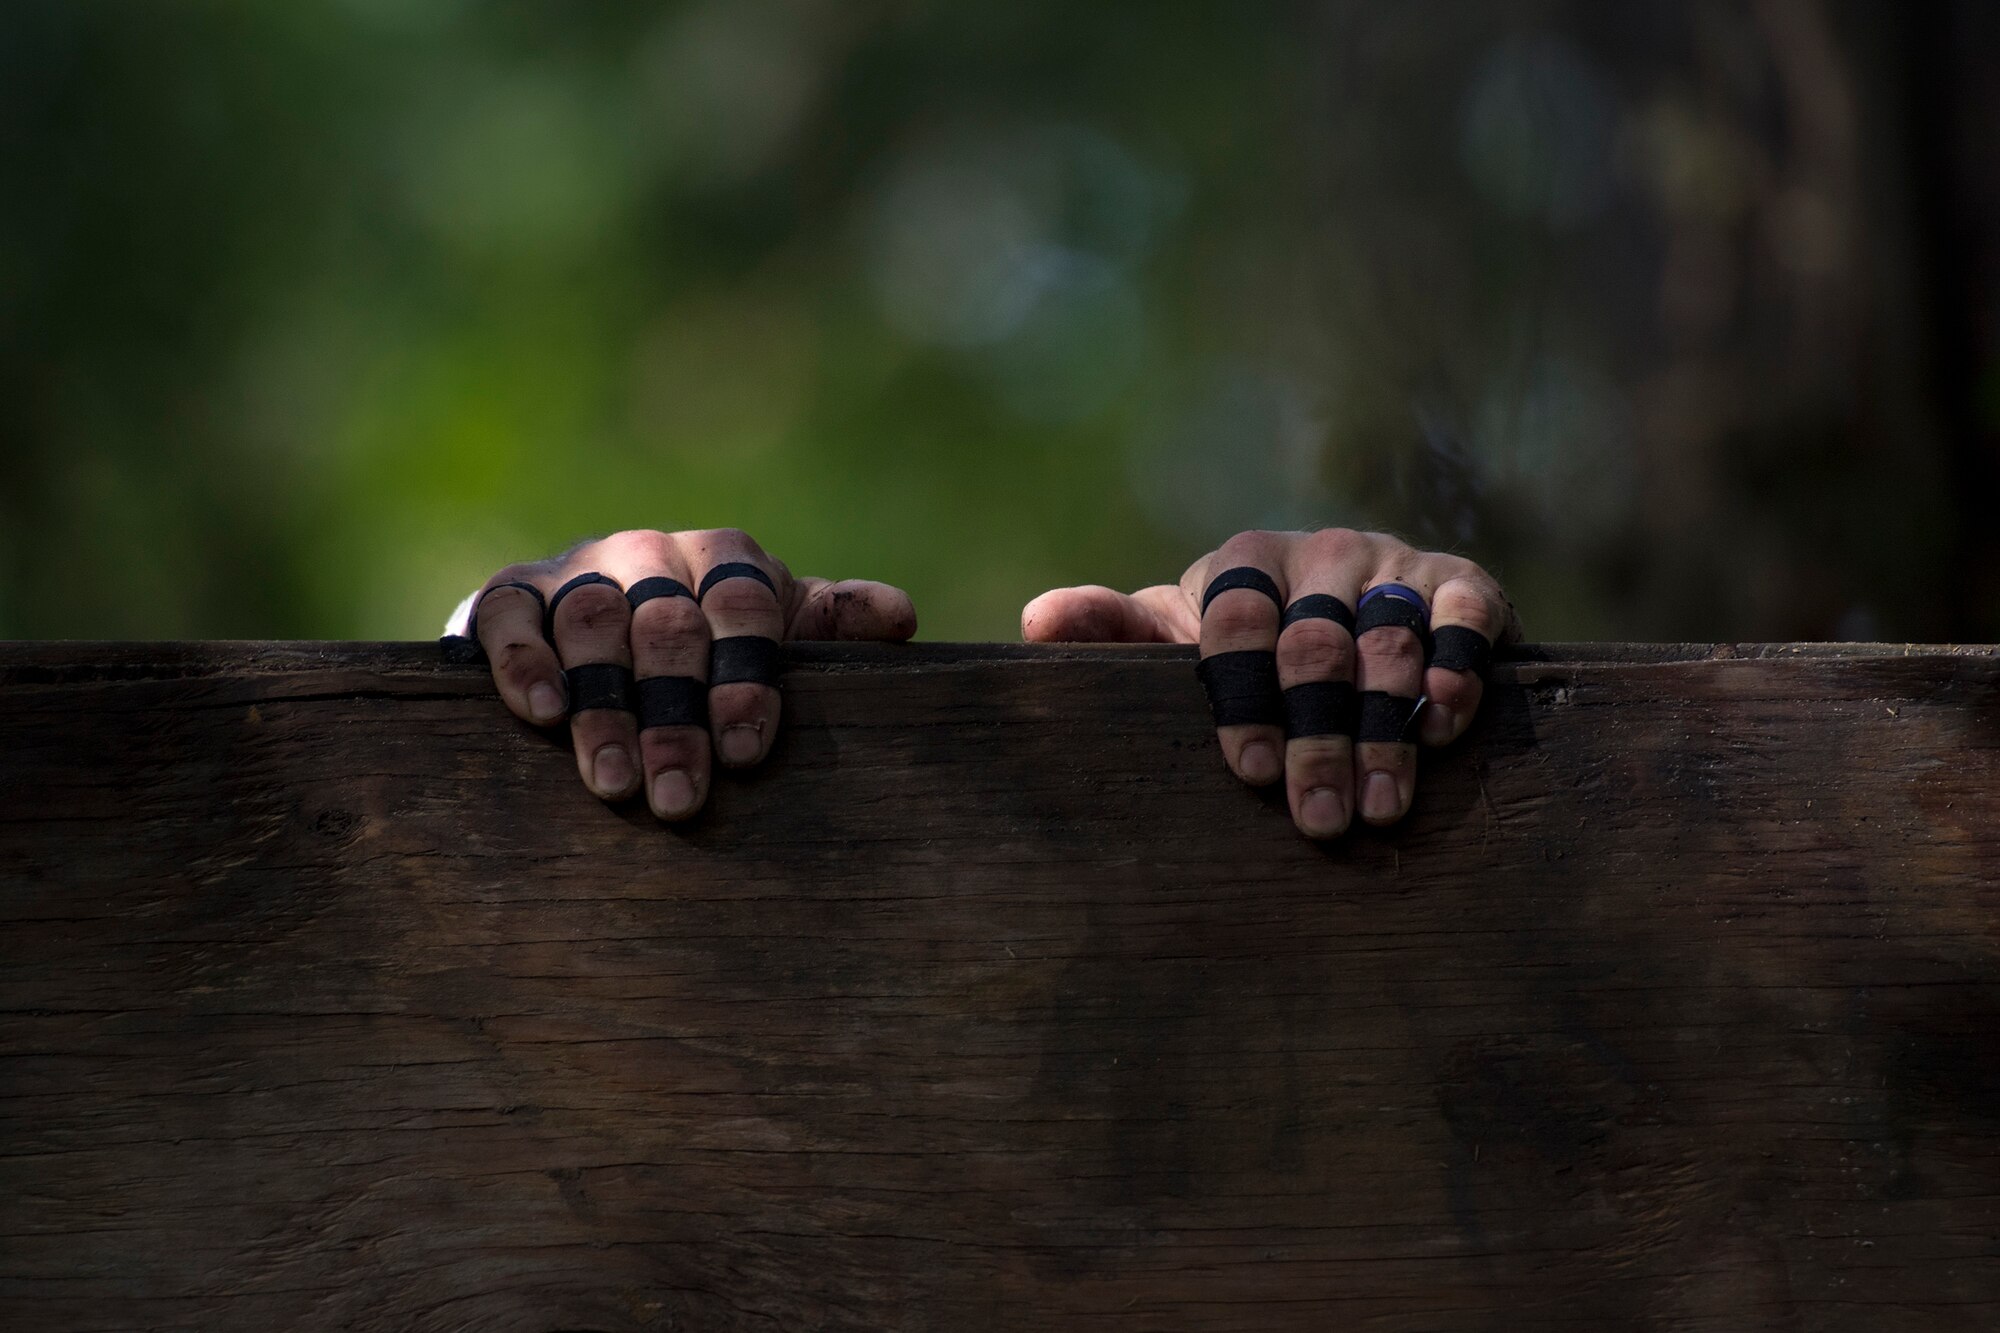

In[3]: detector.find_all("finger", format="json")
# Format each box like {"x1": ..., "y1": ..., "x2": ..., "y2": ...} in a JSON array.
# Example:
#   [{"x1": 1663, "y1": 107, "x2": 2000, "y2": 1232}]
[
  {"x1": 1021, "y1": 585, "x2": 1179, "y2": 643},
  {"x1": 1277, "y1": 605, "x2": 1357, "y2": 838},
  {"x1": 1277, "y1": 535, "x2": 1374, "y2": 839},
  {"x1": 1352, "y1": 578, "x2": 1433, "y2": 826},
  {"x1": 1419, "y1": 572, "x2": 1510, "y2": 748},
  {"x1": 595, "y1": 539, "x2": 713, "y2": 822},
  {"x1": 789, "y1": 578, "x2": 919, "y2": 642},
  {"x1": 1194, "y1": 539, "x2": 1290, "y2": 787},
  {"x1": 471, "y1": 576, "x2": 567, "y2": 726},
  {"x1": 548, "y1": 570, "x2": 642, "y2": 801},
  {"x1": 686, "y1": 531, "x2": 787, "y2": 769}
]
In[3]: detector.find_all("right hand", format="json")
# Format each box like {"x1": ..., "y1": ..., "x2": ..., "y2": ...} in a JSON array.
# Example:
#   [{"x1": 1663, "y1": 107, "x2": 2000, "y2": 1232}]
[
  {"x1": 461, "y1": 528, "x2": 917, "y2": 821},
  {"x1": 1021, "y1": 528, "x2": 1518, "y2": 839}
]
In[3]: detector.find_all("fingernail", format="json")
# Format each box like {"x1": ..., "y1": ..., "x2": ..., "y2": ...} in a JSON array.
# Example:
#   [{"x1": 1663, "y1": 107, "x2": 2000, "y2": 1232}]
[
  {"x1": 1420, "y1": 705, "x2": 1457, "y2": 746},
  {"x1": 652, "y1": 769, "x2": 696, "y2": 818},
  {"x1": 719, "y1": 724, "x2": 763, "y2": 766},
  {"x1": 1239, "y1": 741, "x2": 1280, "y2": 785},
  {"x1": 1362, "y1": 771, "x2": 1401, "y2": 822},
  {"x1": 592, "y1": 745, "x2": 634, "y2": 795},
  {"x1": 1300, "y1": 786, "x2": 1347, "y2": 837},
  {"x1": 528, "y1": 681, "x2": 564, "y2": 723}
]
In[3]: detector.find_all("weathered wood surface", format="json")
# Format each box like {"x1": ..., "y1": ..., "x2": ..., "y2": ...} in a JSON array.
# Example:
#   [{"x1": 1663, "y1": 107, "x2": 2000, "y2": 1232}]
[{"x1": 3, "y1": 640, "x2": 1999, "y2": 1332}]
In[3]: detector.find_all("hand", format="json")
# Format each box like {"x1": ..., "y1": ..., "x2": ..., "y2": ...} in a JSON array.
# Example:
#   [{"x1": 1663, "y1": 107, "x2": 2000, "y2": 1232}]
[
  {"x1": 454, "y1": 528, "x2": 916, "y2": 820},
  {"x1": 1021, "y1": 529, "x2": 1518, "y2": 838}
]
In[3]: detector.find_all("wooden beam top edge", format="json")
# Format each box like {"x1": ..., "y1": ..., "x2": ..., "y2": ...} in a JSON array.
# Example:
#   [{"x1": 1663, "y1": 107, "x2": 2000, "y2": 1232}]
[{"x1": 0, "y1": 639, "x2": 1995, "y2": 687}]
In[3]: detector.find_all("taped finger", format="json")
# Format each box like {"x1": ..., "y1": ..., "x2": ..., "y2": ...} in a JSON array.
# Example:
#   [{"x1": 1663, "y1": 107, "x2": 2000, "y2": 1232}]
[
  {"x1": 549, "y1": 570, "x2": 642, "y2": 801},
  {"x1": 1353, "y1": 581, "x2": 1430, "y2": 825},
  {"x1": 692, "y1": 554, "x2": 786, "y2": 768},
  {"x1": 622, "y1": 571, "x2": 712, "y2": 821},
  {"x1": 469, "y1": 580, "x2": 566, "y2": 726},
  {"x1": 1195, "y1": 562, "x2": 1288, "y2": 786},
  {"x1": 1420, "y1": 575, "x2": 1505, "y2": 747}
]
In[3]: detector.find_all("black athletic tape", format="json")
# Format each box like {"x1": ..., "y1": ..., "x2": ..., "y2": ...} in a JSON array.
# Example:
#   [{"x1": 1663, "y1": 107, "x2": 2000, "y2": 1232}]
[
  {"x1": 546, "y1": 572, "x2": 624, "y2": 639},
  {"x1": 564, "y1": 662, "x2": 635, "y2": 714},
  {"x1": 1357, "y1": 691, "x2": 1425, "y2": 744},
  {"x1": 1194, "y1": 650, "x2": 1284, "y2": 728},
  {"x1": 1281, "y1": 594, "x2": 1356, "y2": 635},
  {"x1": 627, "y1": 576, "x2": 696, "y2": 610},
  {"x1": 444, "y1": 580, "x2": 547, "y2": 663},
  {"x1": 1431, "y1": 625, "x2": 1493, "y2": 675},
  {"x1": 698, "y1": 562, "x2": 777, "y2": 600},
  {"x1": 1354, "y1": 593, "x2": 1429, "y2": 639},
  {"x1": 439, "y1": 634, "x2": 483, "y2": 664},
  {"x1": 1200, "y1": 566, "x2": 1283, "y2": 615},
  {"x1": 1283, "y1": 680, "x2": 1359, "y2": 738},
  {"x1": 637, "y1": 675, "x2": 708, "y2": 730},
  {"x1": 710, "y1": 635, "x2": 782, "y2": 687}
]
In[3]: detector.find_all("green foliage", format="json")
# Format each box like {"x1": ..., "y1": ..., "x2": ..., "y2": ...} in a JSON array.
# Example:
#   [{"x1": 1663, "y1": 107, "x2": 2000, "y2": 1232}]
[{"x1": 1, "y1": 3, "x2": 1980, "y2": 641}]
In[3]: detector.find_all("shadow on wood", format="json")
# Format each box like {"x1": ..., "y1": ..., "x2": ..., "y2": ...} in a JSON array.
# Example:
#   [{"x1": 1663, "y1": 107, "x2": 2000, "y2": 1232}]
[{"x1": 4, "y1": 641, "x2": 1999, "y2": 1331}]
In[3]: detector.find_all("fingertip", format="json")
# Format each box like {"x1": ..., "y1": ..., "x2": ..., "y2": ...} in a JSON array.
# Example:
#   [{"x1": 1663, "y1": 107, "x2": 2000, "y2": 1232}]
[
  {"x1": 1295, "y1": 785, "x2": 1350, "y2": 839},
  {"x1": 589, "y1": 743, "x2": 639, "y2": 801},
  {"x1": 1240, "y1": 740, "x2": 1281, "y2": 785},
  {"x1": 1222, "y1": 728, "x2": 1284, "y2": 786},
  {"x1": 708, "y1": 681, "x2": 780, "y2": 769},
  {"x1": 1359, "y1": 770, "x2": 1403, "y2": 825},
  {"x1": 865, "y1": 584, "x2": 919, "y2": 642},
  {"x1": 804, "y1": 580, "x2": 919, "y2": 642},
  {"x1": 1020, "y1": 588, "x2": 1075, "y2": 642},
  {"x1": 527, "y1": 679, "x2": 567, "y2": 725},
  {"x1": 641, "y1": 727, "x2": 712, "y2": 821},
  {"x1": 1421, "y1": 666, "x2": 1483, "y2": 746},
  {"x1": 718, "y1": 722, "x2": 765, "y2": 767},
  {"x1": 1354, "y1": 761, "x2": 1417, "y2": 826},
  {"x1": 1285, "y1": 735, "x2": 1355, "y2": 838},
  {"x1": 650, "y1": 768, "x2": 702, "y2": 821}
]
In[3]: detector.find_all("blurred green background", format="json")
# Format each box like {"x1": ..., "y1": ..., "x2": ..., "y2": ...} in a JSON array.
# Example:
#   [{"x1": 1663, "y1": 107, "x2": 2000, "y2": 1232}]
[{"x1": 5, "y1": 1, "x2": 1998, "y2": 642}]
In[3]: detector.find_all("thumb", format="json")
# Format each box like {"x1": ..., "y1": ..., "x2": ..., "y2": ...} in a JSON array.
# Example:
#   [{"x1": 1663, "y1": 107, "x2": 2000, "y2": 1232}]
[
  {"x1": 1021, "y1": 584, "x2": 1182, "y2": 643},
  {"x1": 787, "y1": 578, "x2": 919, "y2": 642}
]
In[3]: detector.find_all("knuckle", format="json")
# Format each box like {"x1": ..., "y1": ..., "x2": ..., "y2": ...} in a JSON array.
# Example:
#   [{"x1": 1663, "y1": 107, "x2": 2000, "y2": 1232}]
[
  {"x1": 640, "y1": 728, "x2": 708, "y2": 770},
  {"x1": 608, "y1": 529, "x2": 677, "y2": 566},
  {"x1": 557, "y1": 583, "x2": 630, "y2": 637},
  {"x1": 703, "y1": 581, "x2": 779, "y2": 622},
  {"x1": 569, "y1": 707, "x2": 635, "y2": 749},
  {"x1": 1285, "y1": 734, "x2": 1350, "y2": 777},
  {"x1": 487, "y1": 563, "x2": 541, "y2": 590},
  {"x1": 1355, "y1": 742, "x2": 1417, "y2": 782},
  {"x1": 1278, "y1": 620, "x2": 1354, "y2": 679},
  {"x1": 1433, "y1": 581, "x2": 1501, "y2": 640},
  {"x1": 1301, "y1": 526, "x2": 1369, "y2": 567},
  {"x1": 1215, "y1": 529, "x2": 1282, "y2": 562},
  {"x1": 630, "y1": 594, "x2": 707, "y2": 653},
  {"x1": 1202, "y1": 594, "x2": 1277, "y2": 641},
  {"x1": 1364, "y1": 536, "x2": 1419, "y2": 577},
  {"x1": 1357, "y1": 627, "x2": 1424, "y2": 675}
]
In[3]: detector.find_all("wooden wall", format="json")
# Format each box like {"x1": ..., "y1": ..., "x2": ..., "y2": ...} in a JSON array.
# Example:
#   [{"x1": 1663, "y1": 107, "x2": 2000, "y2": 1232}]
[{"x1": 4, "y1": 641, "x2": 1998, "y2": 1331}]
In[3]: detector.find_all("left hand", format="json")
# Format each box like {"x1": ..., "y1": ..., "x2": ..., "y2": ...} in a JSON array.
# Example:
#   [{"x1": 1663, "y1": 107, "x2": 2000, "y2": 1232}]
[
  {"x1": 450, "y1": 527, "x2": 916, "y2": 822},
  {"x1": 1021, "y1": 529, "x2": 1519, "y2": 839}
]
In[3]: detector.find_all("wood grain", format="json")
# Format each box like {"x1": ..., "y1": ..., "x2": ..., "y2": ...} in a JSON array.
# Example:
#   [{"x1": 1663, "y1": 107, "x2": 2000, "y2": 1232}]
[{"x1": 3, "y1": 641, "x2": 1999, "y2": 1332}]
